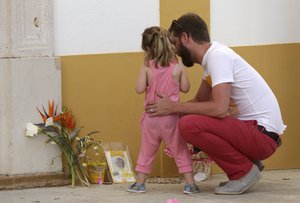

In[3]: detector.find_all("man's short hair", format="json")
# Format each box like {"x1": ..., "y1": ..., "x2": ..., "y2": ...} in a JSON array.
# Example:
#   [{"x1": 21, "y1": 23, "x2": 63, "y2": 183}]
[{"x1": 169, "y1": 13, "x2": 210, "y2": 44}]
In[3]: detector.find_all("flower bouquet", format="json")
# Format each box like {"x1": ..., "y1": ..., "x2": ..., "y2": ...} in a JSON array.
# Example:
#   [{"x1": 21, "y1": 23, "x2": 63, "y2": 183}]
[{"x1": 25, "y1": 100, "x2": 102, "y2": 187}]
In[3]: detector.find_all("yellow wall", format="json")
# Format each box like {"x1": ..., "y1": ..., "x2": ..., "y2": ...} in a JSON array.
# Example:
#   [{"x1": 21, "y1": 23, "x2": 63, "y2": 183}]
[
  {"x1": 61, "y1": 0, "x2": 300, "y2": 177},
  {"x1": 160, "y1": 0, "x2": 210, "y2": 29}
]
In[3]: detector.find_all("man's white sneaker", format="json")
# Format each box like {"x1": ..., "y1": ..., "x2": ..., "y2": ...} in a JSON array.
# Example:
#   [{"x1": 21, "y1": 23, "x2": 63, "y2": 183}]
[{"x1": 214, "y1": 164, "x2": 261, "y2": 195}]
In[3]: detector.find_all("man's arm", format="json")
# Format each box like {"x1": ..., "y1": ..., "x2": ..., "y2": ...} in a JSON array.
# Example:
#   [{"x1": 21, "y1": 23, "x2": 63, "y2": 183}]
[
  {"x1": 189, "y1": 79, "x2": 212, "y2": 102},
  {"x1": 146, "y1": 82, "x2": 231, "y2": 118}
]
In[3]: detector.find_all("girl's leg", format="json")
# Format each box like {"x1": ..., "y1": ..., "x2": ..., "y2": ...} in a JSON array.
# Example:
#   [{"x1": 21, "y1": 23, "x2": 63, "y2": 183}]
[
  {"x1": 161, "y1": 116, "x2": 198, "y2": 193},
  {"x1": 135, "y1": 116, "x2": 161, "y2": 175},
  {"x1": 182, "y1": 171, "x2": 200, "y2": 194},
  {"x1": 128, "y1": 116, "x2": 160, "y2": 193},
  {"x1": 182, "y1": 172, "x2": 195, "y2": 185},
  {"x1": 135, "y1": 172, "x2": 147, "y2": 184},
  {"x1": 127, "y1": 173, "x2": 147, "y2": 193},
  {"x1": 162, "y1": 116, "x2": 193, "y2": 175}
]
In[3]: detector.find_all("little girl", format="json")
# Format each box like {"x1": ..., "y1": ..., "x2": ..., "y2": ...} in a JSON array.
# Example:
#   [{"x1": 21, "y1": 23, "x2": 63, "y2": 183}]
[{"x1": 127, "y1": 26, "x2": 199, "y2": 194}]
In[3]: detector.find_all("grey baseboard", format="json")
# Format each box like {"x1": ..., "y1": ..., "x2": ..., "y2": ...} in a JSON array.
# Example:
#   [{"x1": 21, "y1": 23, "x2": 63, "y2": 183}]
[{"x1": 0, "y1": 172, "x2": 71, "y2": 190}]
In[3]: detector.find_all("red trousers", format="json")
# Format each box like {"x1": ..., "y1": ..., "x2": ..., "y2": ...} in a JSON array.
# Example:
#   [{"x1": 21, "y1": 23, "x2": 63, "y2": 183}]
[{"x1": 178, "y1": 115, "x2": 278, "y2": 180}]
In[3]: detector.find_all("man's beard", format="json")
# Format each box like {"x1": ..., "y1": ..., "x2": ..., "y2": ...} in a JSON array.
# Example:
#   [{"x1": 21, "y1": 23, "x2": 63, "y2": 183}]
[{"x1": 178, "y1": 43, "x2": 194, "y2": 67}]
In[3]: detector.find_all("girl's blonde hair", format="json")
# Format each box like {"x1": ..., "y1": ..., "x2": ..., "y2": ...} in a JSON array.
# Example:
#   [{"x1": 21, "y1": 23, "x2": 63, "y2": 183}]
[{"x1": 141, "y1": 26, "x2": 177, "y2": 68}]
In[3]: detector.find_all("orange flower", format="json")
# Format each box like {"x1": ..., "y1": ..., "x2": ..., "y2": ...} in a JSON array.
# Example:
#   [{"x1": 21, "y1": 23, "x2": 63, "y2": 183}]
[
  {"x1": 36, "y1": 100, "x2": 64, "y2": 124},
  {"x1": 62, "y1": 109, "x2": 76, "y2": 131}
]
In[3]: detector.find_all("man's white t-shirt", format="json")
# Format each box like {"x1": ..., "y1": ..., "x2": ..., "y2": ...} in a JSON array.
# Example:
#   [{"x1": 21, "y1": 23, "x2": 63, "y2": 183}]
[{"x1": 202, "y1": 42, "x2": 286, "y2": 135}]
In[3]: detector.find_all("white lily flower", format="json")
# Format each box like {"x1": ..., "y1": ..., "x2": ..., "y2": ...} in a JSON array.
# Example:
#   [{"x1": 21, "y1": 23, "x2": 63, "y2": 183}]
[
  {"x1": 45, "y1": 117, "x2": 54, "y2": 127},
  {"x1": 25, "y1": 123, "x2": 39, "y2": 137}
]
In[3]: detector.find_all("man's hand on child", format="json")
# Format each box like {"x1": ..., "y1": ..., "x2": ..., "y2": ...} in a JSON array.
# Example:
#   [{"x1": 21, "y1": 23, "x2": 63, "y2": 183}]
[{"x1": 145, "y1": 92, "x2": 174, "y2": 116}]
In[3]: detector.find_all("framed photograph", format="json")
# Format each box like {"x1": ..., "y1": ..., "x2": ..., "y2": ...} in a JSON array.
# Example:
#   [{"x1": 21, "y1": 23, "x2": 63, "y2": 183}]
[{"x1": 103, "y1": 142, "x2": 136, "y2": 183}]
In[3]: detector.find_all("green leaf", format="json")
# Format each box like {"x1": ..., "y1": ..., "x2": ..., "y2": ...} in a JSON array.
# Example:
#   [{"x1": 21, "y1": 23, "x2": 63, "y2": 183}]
[
  {"x1": 86, "y1": 131, "x2": 100, "y2": 137},
  {"x1": 70, "y1": 128, "x2": 81, "y2": 140}
]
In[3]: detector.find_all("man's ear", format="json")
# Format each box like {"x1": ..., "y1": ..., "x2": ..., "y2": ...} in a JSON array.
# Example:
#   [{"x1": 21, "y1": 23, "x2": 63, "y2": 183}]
[{"x1": 180, "y1": 32, "x2": 191, "y2": 44}]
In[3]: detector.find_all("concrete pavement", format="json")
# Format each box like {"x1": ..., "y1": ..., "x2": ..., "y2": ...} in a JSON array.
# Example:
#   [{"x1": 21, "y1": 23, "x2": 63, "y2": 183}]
[{"x1": 1, "y1": 169, "x2": 300, "y2": 203}]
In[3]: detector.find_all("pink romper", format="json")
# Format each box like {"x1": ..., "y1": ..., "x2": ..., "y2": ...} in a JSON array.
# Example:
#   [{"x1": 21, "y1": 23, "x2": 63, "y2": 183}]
[{"x1": 135, "y1": 60, "x2": 193, "y2": 174}]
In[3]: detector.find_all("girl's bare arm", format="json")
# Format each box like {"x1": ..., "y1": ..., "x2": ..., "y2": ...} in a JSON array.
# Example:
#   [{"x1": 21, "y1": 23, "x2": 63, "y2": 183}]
[
  {"x1": 135, "y1": 65, "x2": 147, "y2": 94},
  {"x1": 178, "y1": 63, "x2": 190, "y2": 93}
]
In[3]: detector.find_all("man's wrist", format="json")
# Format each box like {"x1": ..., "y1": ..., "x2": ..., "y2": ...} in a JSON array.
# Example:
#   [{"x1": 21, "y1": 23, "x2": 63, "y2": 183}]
[{"x1": 172, "y1": 102, "x2": 180, "y2": 114}]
